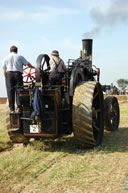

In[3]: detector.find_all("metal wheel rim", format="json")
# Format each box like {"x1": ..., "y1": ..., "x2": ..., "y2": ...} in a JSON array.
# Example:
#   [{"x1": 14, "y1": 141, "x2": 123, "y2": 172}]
[{"x1": 92, "y1": 83, "x2": 104, "y2": 144}]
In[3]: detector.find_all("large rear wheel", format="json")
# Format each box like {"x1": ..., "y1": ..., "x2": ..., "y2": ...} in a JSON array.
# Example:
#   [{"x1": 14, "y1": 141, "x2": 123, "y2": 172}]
[{"x1": 72, "y1": 81, "x2": 104, "y2": 147}]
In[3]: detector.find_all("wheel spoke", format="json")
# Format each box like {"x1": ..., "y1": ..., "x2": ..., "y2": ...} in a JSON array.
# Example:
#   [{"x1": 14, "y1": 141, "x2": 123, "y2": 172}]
[
  {"x1": 42, "y1": 60, "x2": 45, "y2": 66},
  {"x1": 95, "y1": 108, "x2": 101, "y2": 113},
  {"x1": 23, "y1": 70, "x2": 28, "y2": 75},
  {"x1": 26, "y1": 76, "x2": 29, "y2": 82},
  {"x1": 29, "y1": 68, "x2": 31, "y2": 74},
  {"x1": 93, "y1": 124, "x2": 100, "y2": 131},
  {"x1": 93, "y1": 91, "x2": 99, "y2": 101},
  {"x1": 31, "y1": 76, "x2": 35, "y2": 80},
  {"x1": 30, "y1": 71, "x2": 36, "y2": 75}
]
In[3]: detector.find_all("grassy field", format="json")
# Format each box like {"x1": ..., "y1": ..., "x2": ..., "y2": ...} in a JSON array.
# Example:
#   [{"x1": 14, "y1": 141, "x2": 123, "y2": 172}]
[{"x1": 0, "y1": 101, "x2": 128, "y2": 193}]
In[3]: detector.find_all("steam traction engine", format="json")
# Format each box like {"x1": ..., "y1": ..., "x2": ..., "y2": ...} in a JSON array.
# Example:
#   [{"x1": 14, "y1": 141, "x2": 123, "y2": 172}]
[{"x1": 7, "y1": 39, "x2": 120, "y2": 147}]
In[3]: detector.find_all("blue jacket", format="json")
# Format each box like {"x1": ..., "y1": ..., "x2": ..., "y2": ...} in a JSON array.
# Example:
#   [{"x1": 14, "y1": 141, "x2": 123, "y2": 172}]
[{"x1": 30, "y1": 87, "x2": 44, "y2": 121}]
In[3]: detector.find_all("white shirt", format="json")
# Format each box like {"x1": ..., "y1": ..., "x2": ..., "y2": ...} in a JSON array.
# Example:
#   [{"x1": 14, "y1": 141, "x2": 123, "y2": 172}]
[
  {"x1": 2, "y1": 52, "x2": 29, "y2": 73},
  {"x1": 49, "y1": 57, "x2": 67, "y2": 72}
]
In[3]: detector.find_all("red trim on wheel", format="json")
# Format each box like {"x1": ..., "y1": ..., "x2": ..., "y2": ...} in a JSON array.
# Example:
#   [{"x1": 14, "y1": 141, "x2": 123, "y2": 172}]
[{"x1": 23, "y1": 67, "x2": 39, "y2": 83}]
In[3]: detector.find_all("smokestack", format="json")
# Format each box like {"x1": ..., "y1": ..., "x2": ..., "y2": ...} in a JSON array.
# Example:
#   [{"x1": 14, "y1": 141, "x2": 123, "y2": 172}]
[{"x1": 82, "y1": 39, "x2": 93, "y2": 58}]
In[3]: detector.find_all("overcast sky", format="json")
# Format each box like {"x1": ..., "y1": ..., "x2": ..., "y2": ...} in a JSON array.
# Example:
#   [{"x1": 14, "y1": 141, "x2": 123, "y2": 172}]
[{"x1": 0, "y1": 0, "x2": 128, "y2": 96}]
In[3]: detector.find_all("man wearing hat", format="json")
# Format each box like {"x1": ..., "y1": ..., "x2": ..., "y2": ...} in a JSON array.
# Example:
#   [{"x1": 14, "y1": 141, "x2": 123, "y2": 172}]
[{"x1": 49, "y1": 50, "x2": 67, "y2": 85}]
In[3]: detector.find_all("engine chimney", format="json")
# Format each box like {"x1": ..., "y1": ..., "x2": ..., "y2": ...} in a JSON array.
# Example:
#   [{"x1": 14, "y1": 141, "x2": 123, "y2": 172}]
[{"x1": 82, "y1": 39, "x2": 93, "y2": 61}]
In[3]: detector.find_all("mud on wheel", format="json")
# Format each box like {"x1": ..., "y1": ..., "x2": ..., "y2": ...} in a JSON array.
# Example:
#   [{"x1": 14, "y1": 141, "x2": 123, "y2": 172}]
[
  {"x1": 104, "y1": 96, "x2": 120, "y2": 131},
  {"x1": 72, "y1": 81, "x2": 104, "y2": 147},
  {"x1": 6, "y1": 111, "x2": 28, "y2": 144}
]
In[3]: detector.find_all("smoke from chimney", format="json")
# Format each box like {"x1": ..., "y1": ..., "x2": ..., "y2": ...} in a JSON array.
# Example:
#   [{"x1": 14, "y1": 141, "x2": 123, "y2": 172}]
[{"x1": 83, "y1": 0, "x2": 128, "y2": 38}]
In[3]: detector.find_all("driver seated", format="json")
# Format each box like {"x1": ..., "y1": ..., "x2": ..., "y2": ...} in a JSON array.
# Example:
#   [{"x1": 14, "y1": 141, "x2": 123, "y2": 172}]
[{"x1": 49, "y1": 50, "x2": 67, "y2": 85}]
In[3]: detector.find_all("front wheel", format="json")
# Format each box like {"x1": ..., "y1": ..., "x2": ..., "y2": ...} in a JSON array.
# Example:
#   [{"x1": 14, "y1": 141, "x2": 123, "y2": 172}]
[{"x1": 104, "y1": 96, "x2": 120, "y2": 131}]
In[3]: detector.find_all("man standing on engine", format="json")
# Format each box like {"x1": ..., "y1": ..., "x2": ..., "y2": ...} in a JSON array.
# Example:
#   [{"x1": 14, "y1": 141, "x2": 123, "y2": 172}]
[
  {"x1": 49, "y1": 50, "x2": 67, "y2": 85},
  {"x1": 2, "y1": 45, "x2": 35, "y2": 113}
]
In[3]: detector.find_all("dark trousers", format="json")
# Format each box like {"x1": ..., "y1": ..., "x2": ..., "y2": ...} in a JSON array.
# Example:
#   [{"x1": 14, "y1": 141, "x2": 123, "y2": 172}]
[
  {"x1": 6, "y1": 71, "x2": 23, "y2": 111},
  {"x1": 49, "y1": 72, "x2": 63, "y2": 85}
]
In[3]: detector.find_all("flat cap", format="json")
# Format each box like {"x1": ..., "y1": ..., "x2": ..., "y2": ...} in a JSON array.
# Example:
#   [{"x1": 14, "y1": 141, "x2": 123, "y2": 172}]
[{"x1": 51, "y1": 50, "x2": 59, "y2": 56}]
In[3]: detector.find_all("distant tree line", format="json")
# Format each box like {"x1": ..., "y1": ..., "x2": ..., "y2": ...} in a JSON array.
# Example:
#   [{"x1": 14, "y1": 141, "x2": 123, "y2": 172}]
[{"x1": 117, "y1": 79, "x2": 128, "y2": 89}]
